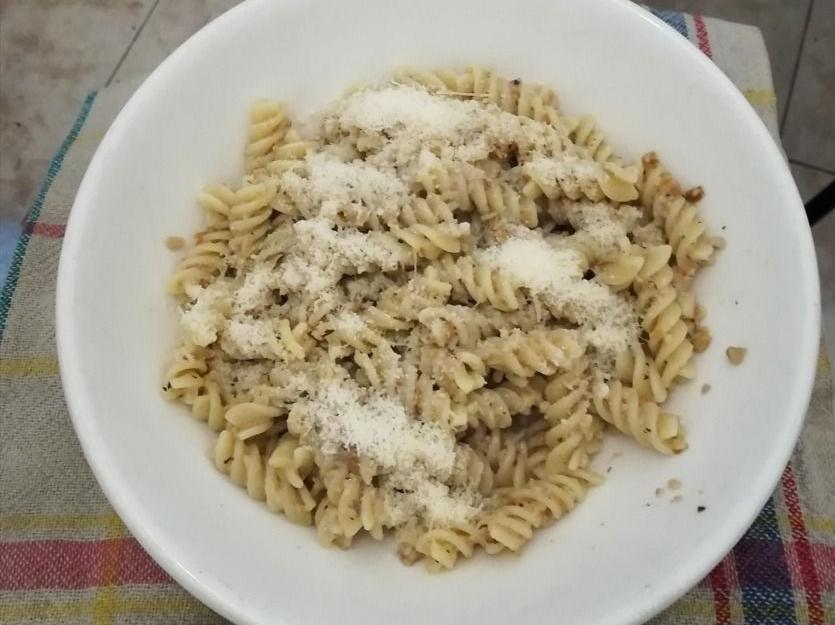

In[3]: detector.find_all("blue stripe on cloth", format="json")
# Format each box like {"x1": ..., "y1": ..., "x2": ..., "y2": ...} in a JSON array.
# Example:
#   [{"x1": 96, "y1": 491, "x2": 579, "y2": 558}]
[
  {"x1": 733, "y1": 499, "x2": 798, "y2": 624},
  {"x1": 649, "y1": 8, "x2": 688, "y2": 37},
  {"x1": 0, "y1": 92, "x2": 97, "y2": 343}
]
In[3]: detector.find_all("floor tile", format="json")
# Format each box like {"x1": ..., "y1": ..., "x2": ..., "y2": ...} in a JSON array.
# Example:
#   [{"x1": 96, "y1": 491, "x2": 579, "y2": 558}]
[
  {"x1": 647, "y1": 0, "x2": 811, "y2": 123},
  {"x1": 782, "y1": 0, "x2": 835, "y2": 172},
  {"x1": 812, "y1": 207, "x2": 835, "y2": 406},
  {"x1": 0, "y1": 0, "x2": 156, "y2": 223},
  {"x1": 111, "y1": 0, "x2": 241, "y2": 84},
  {"x1": 791, "y1": 162, "x2": 835, "y2": 203}
]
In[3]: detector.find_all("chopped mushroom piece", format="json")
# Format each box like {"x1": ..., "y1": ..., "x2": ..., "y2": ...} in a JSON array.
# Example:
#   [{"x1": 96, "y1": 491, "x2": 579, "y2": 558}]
[
  {"x1": 726, "y1": 346, "x2": 747, "y2": 365},
  {"x1": 165, "y1": 236, "x2": 186, "y2": 250}
]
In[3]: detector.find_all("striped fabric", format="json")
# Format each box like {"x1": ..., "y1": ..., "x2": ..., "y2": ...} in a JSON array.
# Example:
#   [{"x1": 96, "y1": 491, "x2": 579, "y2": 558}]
[{"x1": 0, "y1": 10, "x2": 831, "y2": 625}]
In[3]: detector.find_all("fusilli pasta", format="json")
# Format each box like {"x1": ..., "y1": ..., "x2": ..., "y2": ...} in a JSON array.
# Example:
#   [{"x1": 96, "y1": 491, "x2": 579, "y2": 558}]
[{"x1": 164, "y1": 66, "x2": 720, "y2": 570}]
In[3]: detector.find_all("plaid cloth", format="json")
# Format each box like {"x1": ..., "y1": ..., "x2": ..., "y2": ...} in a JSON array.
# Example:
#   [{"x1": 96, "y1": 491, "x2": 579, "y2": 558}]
[{"x1": 1, "y1": 9, "x2": 832, "y2": 625}]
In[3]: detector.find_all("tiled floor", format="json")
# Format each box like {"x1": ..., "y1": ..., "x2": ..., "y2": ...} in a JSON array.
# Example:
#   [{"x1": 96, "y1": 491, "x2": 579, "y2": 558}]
[{"x1": 1, "y1": 0, "x2": 833, "y2": 391}]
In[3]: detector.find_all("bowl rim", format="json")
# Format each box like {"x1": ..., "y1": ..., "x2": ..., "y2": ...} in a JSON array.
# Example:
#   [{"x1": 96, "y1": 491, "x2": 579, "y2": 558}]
[{"x1": 55, "y1": 1, "x2": 821, "y2": 624}]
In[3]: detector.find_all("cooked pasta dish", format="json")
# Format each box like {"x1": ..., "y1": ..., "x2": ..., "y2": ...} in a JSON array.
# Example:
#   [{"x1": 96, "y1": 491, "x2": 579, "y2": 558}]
[{"x1": 163, "y1": 67, "x2": 722, "y2": 570}]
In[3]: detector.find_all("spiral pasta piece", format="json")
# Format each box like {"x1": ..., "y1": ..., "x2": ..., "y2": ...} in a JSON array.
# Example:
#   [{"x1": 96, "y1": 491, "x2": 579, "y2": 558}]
[
  {"x1": 417, "y1": 305, "x2": 497, "y2": 348},
  {"x1": 395, "y1": 194, "x2": 459, "y2": 228},
  {"x1": 225, "y1": 401, "x2": 282, "y2": 439},
  {"x1": 615, "y1": 342, "x2": 667, "y2": 403},
  {"x1": 163, "y1": 344, "x2": 209, "y2": 404},
  {"x1": 596, "y1": 244, "x2": 669, "y2": 292},
  {"x1": 476, "y1": 329, "x2": 584, "y2": 378},
  {"x1": 451, "y1": 444, "x2": 495, "y2": 496},
  {"x1": 434, "y1": 255, "x2": 520, "y2": 311},
  {"x1": 419, "y1": 347, "x2": 487, "y2": 397},
  {"x1": 229, "y1": 181, "x2": 278, "y2": 256},
  {"x1": 592, "y1": 380, "x2": 686, "y2": 454},
  {"x1": 465, "y1": 385, "x2": 539, "y2": 430},
  {"x1": 417, "y1": 162, "x2": 538, "y2": 226},
  {"x1": 484, "y1": 469, "x2": 600, "y2": 554},
  {"x1": 391, "y1": 223, "x2": 469, "y2": 259},
  {"x1": 521, "y1": 158, "x2": 639, "y2": 204},
  {"x1": 397, "y1": 368, "x2": 468, "y2": 432},
  {"x1": 167, "y1": 186, "x2": 236, "y2": 294},
  {"x1": 315, "y1": 462, "x2": 387, "y2": 546},
  {"x1": 262, "y1": 434, "x2": 321, "y2": 525},
  {"x1": 639, "y1": 152, "x2": 722, "y2": 269},
  {"x1": 415, "y1": 523, "x2": 484, "y2": 571},
  {"x1": 244, "y1": 100, "x2": 290, "y2": 174},
  {"x1": 213, "y1": 429, "x2": 266, "y2": 500},
  {"x1": 570, "y1": 115, "x2": 618, "y2": 163},
  {"x1": 191, "y1": 376, "x2": 226, "y2": 431},
  {"x1": 636, "y1": 285, "x2": 696, "y2": 386}
]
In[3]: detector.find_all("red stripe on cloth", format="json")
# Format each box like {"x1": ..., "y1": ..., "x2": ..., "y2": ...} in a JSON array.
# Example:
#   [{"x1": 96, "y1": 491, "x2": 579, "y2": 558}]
[
  {"x1": 0, "y1": 538, "x2": 170, "y2": 590},
  {"x1": 118, "y1": 538, "x2": 171, "y2": 585},
  {"x1": 810, "y1": 544, "x2": 835, "y2": 591},
  {"x1": 708, "y1": 554, "x2": 733, "y2": 625},
  {"x1": 781, "y1": 465, "x2": 825, "y2": 625},
  {"x1": 21, "y1": 222, "x2": 66, "y2": 238},
  {"x1": 693, "y1": 14, "x2": 713, "y2": 58}
]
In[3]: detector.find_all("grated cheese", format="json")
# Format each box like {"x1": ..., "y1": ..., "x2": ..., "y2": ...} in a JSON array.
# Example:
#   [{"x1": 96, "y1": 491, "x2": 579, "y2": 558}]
[
  {"x1": 327, "y1": 85, "x2": 560, "y2": 175},
  {"x1": 303, "y1": 382, "x2": 456, "y2": 476},
  {"x1": 476, "y1": 228, "x2": 584, "y2": 294},
  {"x1": 223, "y1": 316, "x2": 276, "y2": 359},
  {"x1": 526, "y1": 154, "x2": 603, "y2": 185},
  {"x1": 563, "y1": 201, "x2": 637, "y2": 255},
  {"x1": 336, "y1": 85, "x2": 479, "y2": 139},
  {"x1": 233, "y1": 264, "x2": 274, "y2": 312},
  {"x1": 478, "y1": 228, "x2": 638, "y2": 361},
  {"x1": 293, "y1": 217, "x2": 402, "y2": 271},
  {"x1": 180, "y1": 281, "x2": 231, "y2": 347},
  {"x1": 384, "y1": 475, "x2": 482, "y2": 526},
  {"x1": 280, "y1": 151, "x2": 406, "y2": 217}
]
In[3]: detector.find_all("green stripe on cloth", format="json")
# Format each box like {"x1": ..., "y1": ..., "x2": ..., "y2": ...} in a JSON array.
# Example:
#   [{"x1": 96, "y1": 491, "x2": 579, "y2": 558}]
[{"x1": 0, "y1": 92, "x2": 97, "y2": 344}]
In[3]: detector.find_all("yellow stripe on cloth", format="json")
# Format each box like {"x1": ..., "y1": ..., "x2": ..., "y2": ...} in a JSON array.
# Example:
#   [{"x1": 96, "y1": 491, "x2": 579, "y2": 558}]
[
  {"x1": 0, "y1": 597, "x2": 211, "y2": 622},
  {"x1": 807, "y1": 515, "x2": 835, "y2": 535},
  {"x1": 742, "y1": 89, "x2": 776, "y2": 106},
  {"x1": 819, "y1": 350, "x2": 831, "y2": 376},
  {"x1": 0, "y1": 357, "x2": 59, "y2": 376},
  {"x1": 93, "y1": 513, "x2": 126, "y2": 625},
  {"x1": 0, "y1": 513, "x2": 125, "y2": 532}
]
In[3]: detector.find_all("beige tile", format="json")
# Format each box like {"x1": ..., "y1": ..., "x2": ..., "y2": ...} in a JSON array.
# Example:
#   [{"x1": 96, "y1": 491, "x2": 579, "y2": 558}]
[
  {"x1": 646, "y1": 0, "x2": 811, "y2": 123},
  {"x1": 791, "y1": 162, "x2": 835, "y2": 203},
  {"x1": 112, "y1": 0, "x2": 241, "y2": 84},
  {"x1": 0, "y1": 0, "x2": 155, "y2": 222},
  {"x1": 782, "y1": 0, "x2": 835, "y2": 172}
]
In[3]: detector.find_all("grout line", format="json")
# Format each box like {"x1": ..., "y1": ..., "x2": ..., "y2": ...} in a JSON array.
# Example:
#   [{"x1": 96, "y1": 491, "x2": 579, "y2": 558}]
[
  {"x1": 780, "y1": 0, "x2": 815, "y2": 133},
  {"x1": 789, "y1": 159, "x2": 835, "y2": 176},
  {"x1": 104, "y1": 0, "x2": 162, "y2": 87}
]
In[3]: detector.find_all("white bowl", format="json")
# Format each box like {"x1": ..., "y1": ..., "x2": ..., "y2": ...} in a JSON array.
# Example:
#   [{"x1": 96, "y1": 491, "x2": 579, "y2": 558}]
[{"x1": 56, "y1": 1, "x2": 820, "y2": 624}]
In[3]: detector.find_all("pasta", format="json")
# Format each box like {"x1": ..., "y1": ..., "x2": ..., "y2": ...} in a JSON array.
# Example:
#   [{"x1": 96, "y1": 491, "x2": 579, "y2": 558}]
[{"x1": 163, "y1": 67, "x2": 721, "y2": 570}]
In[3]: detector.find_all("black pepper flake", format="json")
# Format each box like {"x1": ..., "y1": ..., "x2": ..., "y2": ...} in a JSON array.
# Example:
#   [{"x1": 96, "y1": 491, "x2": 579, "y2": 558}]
[
  {"x1": 721, "y1": 225, "x2": 727, "y2": 230},
  {"x1": 697, "y1": 506, "x2": 706, "y2": 513},
  {"x1": 643, "y1": 427, "x2": 651, "y2": 433},
  {"x1": 606, "y1": 466, "x2": 612, "y2": 473},
  {"x1": 511, "y1": 78, "x2": 521, "y2": 85},
  {"x1": 583, "y1": 269, "x2": 595, "y2": 280}
]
